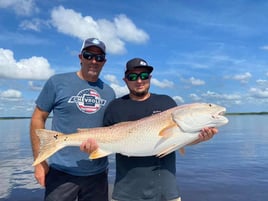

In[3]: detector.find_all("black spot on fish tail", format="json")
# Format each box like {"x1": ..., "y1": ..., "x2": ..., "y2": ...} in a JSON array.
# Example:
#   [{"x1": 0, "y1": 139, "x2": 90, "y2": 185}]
[{"x1": 54, "y1": 134, "x2": 58, "y2": 139}]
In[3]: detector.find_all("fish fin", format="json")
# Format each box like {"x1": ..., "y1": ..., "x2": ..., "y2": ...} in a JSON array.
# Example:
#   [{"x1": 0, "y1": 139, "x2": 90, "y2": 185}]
[
  {"x1": 157, "y1": 144, "x2": 178, "y2": 158},
  {"x1": 179, "y1": 148, "x2": 185, "y2": 155},
  {"x1": 159, "y1": 122, "x2": 178, "y2": 138},
  {"x1": 32, "y1": 129, "x2": 65, "y2": 166},
  {"x1": 77, "y1": 128, "x2": 90, "y2": 132},
  {"x1": 89, "y1": 148, "x2": 112, "y2": 159}
]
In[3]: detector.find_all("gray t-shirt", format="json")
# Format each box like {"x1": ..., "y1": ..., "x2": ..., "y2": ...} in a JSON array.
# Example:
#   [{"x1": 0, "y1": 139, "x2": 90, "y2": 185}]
[{"x1": 36, "y1": 72, "x2": 115, "y2": 176}]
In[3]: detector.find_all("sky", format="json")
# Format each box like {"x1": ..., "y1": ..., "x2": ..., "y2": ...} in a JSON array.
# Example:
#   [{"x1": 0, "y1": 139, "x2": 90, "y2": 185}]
[{"x1": 1, "y1": 0, "x2": 268, "y2": 117}]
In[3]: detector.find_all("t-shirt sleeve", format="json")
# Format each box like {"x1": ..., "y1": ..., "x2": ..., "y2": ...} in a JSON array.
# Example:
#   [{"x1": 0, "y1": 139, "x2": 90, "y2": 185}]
[
  {"x1": 160, "y1": 94, "x2": 177, "y2": 110},
  {"x1": 35, "y1": 78, "x2": 56, "y2": 113}
]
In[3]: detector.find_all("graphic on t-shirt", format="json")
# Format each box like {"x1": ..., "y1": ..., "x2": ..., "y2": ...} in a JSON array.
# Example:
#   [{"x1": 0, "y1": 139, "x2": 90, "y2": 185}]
[{"x1": 68, "y1": 88, "x2": 106, "y2": 114}]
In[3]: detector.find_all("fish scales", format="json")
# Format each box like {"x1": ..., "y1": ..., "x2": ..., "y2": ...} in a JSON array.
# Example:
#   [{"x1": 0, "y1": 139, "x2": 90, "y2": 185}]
[{"x1": 33, "y1": 103, "x2": 228, "y2": 166}]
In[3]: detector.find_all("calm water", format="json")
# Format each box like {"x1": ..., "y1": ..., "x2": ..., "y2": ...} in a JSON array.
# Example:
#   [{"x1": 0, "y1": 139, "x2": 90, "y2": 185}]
[{"x1": 0, "y1": 115, "x2": 267, "y2": 201}]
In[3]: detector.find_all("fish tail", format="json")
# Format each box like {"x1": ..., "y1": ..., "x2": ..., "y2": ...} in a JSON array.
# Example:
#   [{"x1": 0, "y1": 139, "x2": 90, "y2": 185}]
[{"x1": 32, "y1": 129, "x2": 65, "y2": 166}]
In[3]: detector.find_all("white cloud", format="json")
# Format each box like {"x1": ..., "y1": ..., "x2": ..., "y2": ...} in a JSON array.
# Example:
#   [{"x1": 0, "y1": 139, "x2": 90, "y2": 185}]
[
  {"x1": 249, "y1": 87, "x2": 268, "y2": 98},
  {"x1": 233, "y1": 72, "x2": 252, "y2": 81},
  {"x1": 224, "y1": 72, "x2": 252, "y2": 83},
  {"x1": 114, "y1": 14, "x2": 149, "y2": 43},
  {"x1": 189, "y1": 77, "x2": 205, "y2": 86},
  {"x1": 50, "y1": 6, "x2": 149, "y2": 54},
  {"x1": 0, "y1": 0, "x2": 38, "y2": 16},
  {"x1": 104, "y1": 74, "x2": 120, "y2": 85},
  {"x1": 181, "y1": 76, "x2": 205, "y2": 86},
  {"x1": 0, "y1": 48, "x2": 54, "y2": 80},
  {"x1": 256, "y1": 79, "x2": 268, "y2": 86},
  {"x1": 151, "y1": 78, "x2": 174, "y2": 88},
  {"x1": 104, "y1": 74, "x2": 128, "y2": 97},
  {"x1": 19, "y1": 18, "x2": 49, "y2": 31},
  {"x1": 0, "y1": 89, "x2": 22, "y2": 100},
  {"x1": 189, "y1": 93, "x2": 202, "y2": 101},
  {"x1": 260, "y1": 46, "x2": 268, "y2": 51},
  {"x1": 173, "y1": 96, "x2": 184, "y2": 104},
  {"x1": 201, "y1": 91, "x2": 241, "y2": 101},
  {"x1": 110, "y1": 83, "x2": 128, "y2": 98},
  {"x1": 28, "y1": 81, "x2": 43, "y2": 91}
]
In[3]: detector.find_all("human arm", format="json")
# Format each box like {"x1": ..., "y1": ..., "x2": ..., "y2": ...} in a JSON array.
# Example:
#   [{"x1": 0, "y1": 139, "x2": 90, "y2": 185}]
[{"x1": 30, "y1": 106, "x2": 50, "y2": 187}]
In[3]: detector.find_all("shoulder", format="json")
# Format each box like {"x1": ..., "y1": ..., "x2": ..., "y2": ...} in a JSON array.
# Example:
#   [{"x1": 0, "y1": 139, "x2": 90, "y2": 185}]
[
  {"x1": 148, "y1": 93, "x2": 177, "y2": 111},
  {"x1": 99, "y1": 79, "x2": 115, "y2": 91},
  {"x1": 150, "y1": 93, "x2": 176, "y2": 105},
  {"x1": 104, "y1": 95, "x2": 130, "y2": 113},
  {"x1": 107, "y1": 95, "x2": 129, "y2": 107},
  {"x1": 151, "y1": 93, "x2": 173, "y2": 100},
  {"x1": 49, "y1": 72, "x2": 76, "y2": 81}
]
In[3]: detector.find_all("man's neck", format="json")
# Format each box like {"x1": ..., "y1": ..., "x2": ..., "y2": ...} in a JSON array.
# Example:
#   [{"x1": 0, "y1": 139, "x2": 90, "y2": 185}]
[
  {"x1": 129, "y1": 92, "x2": 151, "y2": 101},
  {"x1": 77, "y1": 71, "x2": 98, "y2": 82}
]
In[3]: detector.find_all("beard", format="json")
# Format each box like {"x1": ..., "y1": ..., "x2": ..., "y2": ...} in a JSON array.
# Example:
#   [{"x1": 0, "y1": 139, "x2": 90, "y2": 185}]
[{"x1": 130, "y1": 89, "x2": 149, "y2": 97}]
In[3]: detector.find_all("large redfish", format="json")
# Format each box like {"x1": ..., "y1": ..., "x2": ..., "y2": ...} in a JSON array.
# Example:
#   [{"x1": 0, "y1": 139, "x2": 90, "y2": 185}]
[{"x1": 33, "y1": 103, "x2": 228, "y2": 166}]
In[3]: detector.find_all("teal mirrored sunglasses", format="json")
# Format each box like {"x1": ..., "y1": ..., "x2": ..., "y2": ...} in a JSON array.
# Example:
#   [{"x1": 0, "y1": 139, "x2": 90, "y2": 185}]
[{"x1": 126, "y1": 72, "x2": 150, "y2": 81}]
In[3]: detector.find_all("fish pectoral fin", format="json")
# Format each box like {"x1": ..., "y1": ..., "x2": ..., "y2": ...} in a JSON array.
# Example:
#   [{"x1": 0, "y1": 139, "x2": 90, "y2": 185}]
[
  {"x1": 89, "y1": 148, "x2": 112, "y2": 160},
  {"x1": 156, "y1": 144, "x2": 178, "y2": 158},
  {"x1": 159, "y1": 122, "x2": 178, "y2": 138}
]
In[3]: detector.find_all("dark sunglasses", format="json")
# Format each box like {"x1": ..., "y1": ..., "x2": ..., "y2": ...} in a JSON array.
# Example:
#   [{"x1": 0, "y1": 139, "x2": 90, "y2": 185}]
[
  {"x1": 82, "y1": 51, "x2": 106, "y2": 62},
  {"x1": 126, "y1": 72, "x2": 150, "y2": 81}
]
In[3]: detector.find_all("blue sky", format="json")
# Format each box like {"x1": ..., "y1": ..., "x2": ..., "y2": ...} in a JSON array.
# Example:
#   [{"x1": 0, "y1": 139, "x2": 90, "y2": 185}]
[{"x1": 1, "y1": 0, "x2": 268, "y2": 116}]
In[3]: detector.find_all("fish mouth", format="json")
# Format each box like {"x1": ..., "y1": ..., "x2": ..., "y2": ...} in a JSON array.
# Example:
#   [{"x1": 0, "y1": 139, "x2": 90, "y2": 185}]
[{"x1": 212, "y1": 108, "x2": 226, "y2": 119}]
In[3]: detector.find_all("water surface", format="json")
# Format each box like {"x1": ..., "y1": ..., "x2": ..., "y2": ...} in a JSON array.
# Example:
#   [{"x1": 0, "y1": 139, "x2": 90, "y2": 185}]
[{"x1": 0, "y1": 115, "x2": 267, "y2": 201}]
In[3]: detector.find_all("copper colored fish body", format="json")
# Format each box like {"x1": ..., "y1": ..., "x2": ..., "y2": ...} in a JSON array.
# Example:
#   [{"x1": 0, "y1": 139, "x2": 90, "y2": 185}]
[{"x1": 33, "y1": 103, "x2": 228, "y2": 166}]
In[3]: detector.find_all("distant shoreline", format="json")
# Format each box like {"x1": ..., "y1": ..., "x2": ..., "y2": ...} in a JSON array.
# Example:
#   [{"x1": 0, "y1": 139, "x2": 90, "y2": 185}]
[
  {"x1": 1, "y1": 112, "x2": 268, "y2": 120},
  {"x1": 0, "y1": 116, "x2": 52, "y2": 120},
  {"x1": 226, "y1": 112, "x2": 268, "y2": 115}
]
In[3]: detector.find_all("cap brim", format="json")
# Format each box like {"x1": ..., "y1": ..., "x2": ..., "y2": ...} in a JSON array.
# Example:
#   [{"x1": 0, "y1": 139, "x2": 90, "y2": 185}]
[
  {"x1": 125, "y1": 66, "x2": 154, "y2": 74},
  {"x1": 81, "y1": 45, "x2": 105, "y2": 54}
]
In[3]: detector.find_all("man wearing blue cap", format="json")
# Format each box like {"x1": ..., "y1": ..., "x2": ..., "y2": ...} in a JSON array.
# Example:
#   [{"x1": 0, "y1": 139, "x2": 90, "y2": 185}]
[{"x1": 30, "y1": 38, "x2": 115, "y2": 201}]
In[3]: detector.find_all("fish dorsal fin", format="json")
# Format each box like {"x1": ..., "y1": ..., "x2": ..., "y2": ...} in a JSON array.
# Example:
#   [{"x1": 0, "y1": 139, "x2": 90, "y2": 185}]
[
  {"x1": 159, "y1": 122, "x2": 179, "y2": 138},
  {"x1": 89, "y1": 148, "x2": 113, "y2": 159},
  {"x1": 77, "y1": 128, "x2": 89, "y2": 132}
]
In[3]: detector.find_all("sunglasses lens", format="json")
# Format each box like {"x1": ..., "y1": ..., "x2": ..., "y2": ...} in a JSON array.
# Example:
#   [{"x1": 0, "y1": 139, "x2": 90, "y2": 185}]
[
  {"x1": 127, "y1": 72, "x2": 150, "y2": 81},
  {"x1": 83, "y1": 52, "x2": 93, "y2": 60},
  {"x1": 95, "y1": 55, "x2": 105, "y2": 62},
  {"x1": 140, "y1": 72, "x2": 149, "y2": 80},
  {"x1": 127, "y1": 74, "x2": 138, "y2": 81},
  {"x1": 82, "y1": 52, "x2": 105, "y2": 62}
]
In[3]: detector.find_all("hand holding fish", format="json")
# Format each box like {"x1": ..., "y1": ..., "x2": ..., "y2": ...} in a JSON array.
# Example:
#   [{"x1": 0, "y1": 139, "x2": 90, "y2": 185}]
[
  {"x1": 80, "y1": 138, "x2": 98, "y2": 154},
  {"x1": 200, "y1": 127, "x2": 218, "y2": 141},
  {"x1": 189, "y1": 127, "x2": 218, "y2": 145}
]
